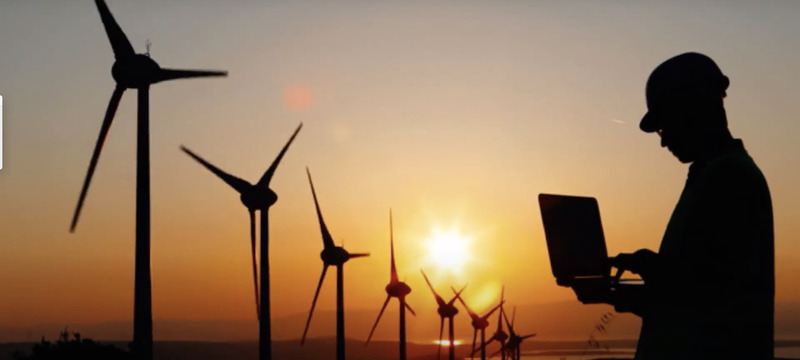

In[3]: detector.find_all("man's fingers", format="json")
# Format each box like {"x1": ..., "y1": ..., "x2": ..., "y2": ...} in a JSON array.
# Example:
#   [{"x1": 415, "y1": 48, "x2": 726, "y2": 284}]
[
  {"x1": 610, "y1": 253, "x2": 644, "y2": 274},
  {"x1": 610, "y1": 253, "x2": 635, "y2": 269}
]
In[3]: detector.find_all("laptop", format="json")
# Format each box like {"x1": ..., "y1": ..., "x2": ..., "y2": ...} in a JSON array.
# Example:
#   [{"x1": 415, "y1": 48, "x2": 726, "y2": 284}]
[
  {"x1": 538, "y1": 193, "x2": 643, "y2": 289},
  {"x1": 538, "y1": 194, "x2": 610, "y2": 287}
]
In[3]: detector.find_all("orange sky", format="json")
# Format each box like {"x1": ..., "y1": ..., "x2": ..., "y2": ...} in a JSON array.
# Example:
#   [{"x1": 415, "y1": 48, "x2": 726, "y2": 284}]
[{"x1": 1, "y1": 1, "x2": 800, "y2": 340}]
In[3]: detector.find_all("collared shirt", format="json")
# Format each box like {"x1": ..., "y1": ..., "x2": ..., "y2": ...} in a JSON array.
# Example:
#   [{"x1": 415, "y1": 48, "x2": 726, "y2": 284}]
[{"x1": 635, "y1": 139, "x2": 774, "y2": 360}]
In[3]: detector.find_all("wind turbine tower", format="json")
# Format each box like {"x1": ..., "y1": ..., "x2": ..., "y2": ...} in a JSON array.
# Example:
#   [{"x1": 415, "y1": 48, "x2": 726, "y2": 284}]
[
  {"x1": 70, "y1": 2, "x2": 226, "y2": 359},
  {"x1": 421, "y1": 270, "x2": 465, "y2": 360},
  {"x1": 301, "y1": 168, "x2": 370, "y2": 360},
  {"x1": 180, "y1": 123, "x2": 302, "y2": 360},
  {"x1": 366, "y1": 210, "x2": 415, "y2": 360}
]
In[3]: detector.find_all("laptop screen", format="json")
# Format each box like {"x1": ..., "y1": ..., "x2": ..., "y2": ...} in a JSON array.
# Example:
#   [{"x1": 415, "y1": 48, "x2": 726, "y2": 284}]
[{"x1": 538, "y1": 194, "x2": 610, "y2": 286}]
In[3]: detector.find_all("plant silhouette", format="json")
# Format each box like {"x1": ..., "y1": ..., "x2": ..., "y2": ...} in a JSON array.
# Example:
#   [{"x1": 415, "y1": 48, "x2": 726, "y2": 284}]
[{"x1": 13, "y1": 329, "x2": 131, "y2": 360}]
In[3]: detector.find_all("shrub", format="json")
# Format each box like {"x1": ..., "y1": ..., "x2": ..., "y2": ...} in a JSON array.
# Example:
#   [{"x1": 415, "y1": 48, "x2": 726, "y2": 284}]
[{"x1": 13, "y1": 328, "x2": 131, "y2": 360}]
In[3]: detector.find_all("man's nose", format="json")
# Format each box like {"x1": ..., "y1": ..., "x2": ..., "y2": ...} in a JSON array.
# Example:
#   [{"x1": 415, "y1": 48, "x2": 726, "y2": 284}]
[{"x1": 658, "y1": 130, "x2": 667, "y2": 147}]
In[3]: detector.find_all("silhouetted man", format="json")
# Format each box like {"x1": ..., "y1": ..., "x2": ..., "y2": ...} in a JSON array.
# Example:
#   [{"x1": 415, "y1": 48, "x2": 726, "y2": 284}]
[{"x1": 596, "y1": 53, "x2": 773, "y2": 359}]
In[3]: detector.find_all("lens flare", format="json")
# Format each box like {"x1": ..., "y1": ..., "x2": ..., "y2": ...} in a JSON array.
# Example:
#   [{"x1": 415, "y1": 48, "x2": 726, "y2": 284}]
[
  {"x1": 425, "y1": 227, "x2": 471, "y2": 275},
  {"x1": 283, "y1": 84, "x2": 313, "y2": 111}
]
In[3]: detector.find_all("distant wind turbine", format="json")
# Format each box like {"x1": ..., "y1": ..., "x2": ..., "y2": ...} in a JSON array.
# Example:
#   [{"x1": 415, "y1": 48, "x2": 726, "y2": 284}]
[
  {"x1": 493, "y1": 307, "x2": 536, "y2": 360},
  {"x1": 471, "y1": 286, "x2": 508, "y2": 360},
  {"x1": 421, "y1": 269, "x2": 465, "y2": 360},
  {"x1": 366, "y1": 210, "x2": 415, "y2": 360},
  {"x1": 69, "y1": 1, "x2": 226, "y2": 359},
  {"x1": 180, "y1": 123, "x2": 302, "y2": 360},
  {"x1": 453, "y1": 289, "x2": 504, "y2": 360},
  {"x1": 301, "y1": 168, "x2": 370, "y2": 360}
]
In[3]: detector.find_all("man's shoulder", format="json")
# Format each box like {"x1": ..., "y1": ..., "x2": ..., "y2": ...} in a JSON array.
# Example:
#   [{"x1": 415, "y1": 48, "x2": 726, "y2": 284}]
[{"x1": 700, "y1": 148, "x2": 770, "y2": 193}]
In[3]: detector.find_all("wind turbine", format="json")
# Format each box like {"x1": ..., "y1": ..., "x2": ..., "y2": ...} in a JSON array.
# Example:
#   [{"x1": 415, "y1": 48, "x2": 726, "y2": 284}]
[
  {"x1": 365, "y1": 209, "x2": 415, "y2": 360},
  {"x1": 470, "y1": 286, "x2": 508, "y2": 360},
  {"x1": 453, "y1": 289, "x2": 504, "y2": 360},
  {"x1": 180, "y1": 123, "x2": 302, "y2": 360},
  {"x1": 70, "y1": 2, "x2": 226, "y2": 359},
  {"x1": 493, "y1": 307, "x2": 536, "y2": 360},
  {"x1": 421, "y1": 269, "x2": 465, "y2": 360},
  {"x1": 301, "y1": 168, "x2": 370, "y2": 360}
]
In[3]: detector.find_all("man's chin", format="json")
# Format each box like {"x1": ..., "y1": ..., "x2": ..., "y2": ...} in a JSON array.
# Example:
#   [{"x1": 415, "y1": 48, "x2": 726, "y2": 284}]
[
  {"x1": 674, "y1": 153, "x2": 694, "y2": 163},
  {"x1": 669, "y1": 149, "x2": 694, "y2": 163}
]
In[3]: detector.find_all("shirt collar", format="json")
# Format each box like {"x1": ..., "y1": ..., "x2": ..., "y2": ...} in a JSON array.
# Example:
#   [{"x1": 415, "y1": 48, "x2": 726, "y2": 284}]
[{"x1": 687, "y1": 138, "x2": 745, "y2": 179}]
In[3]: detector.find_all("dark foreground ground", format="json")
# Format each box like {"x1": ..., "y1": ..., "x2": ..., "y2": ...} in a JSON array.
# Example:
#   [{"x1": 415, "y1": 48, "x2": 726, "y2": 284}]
[{"x1": 2, "y1": 338, "x2": 800, "y2": 360}]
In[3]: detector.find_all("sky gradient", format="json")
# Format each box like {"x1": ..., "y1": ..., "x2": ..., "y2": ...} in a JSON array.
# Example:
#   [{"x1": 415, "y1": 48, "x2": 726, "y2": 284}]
[{"x1": 1, "y1": 1, "x2": 799, "y2": 341}]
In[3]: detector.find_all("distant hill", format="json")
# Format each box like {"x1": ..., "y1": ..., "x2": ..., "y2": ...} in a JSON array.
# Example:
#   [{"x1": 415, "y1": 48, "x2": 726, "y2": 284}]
[
  {"x1": 0, "y1": 338, "x2": 633, "y2": 360},
  {"x1": 2, "y1": 301, "x2": 799, "y2": 344},
  {"x1": 4, "y1": 338, "x2": 800, "y2": 360}
]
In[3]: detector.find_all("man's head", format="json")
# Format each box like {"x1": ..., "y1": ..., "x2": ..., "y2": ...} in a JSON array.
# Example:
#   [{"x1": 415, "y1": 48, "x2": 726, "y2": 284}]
[{"x1": 640, "y1": 52, "x2": 730, "y2": 163}]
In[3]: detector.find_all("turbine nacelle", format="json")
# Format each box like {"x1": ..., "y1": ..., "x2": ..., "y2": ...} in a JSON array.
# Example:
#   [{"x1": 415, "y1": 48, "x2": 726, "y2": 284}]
[
  {"x1": 437, "y1": 305, "x2": 459, "y2": 318},
  {"x1": 385, "y1": 281, "x2": 411, "y2": 298},
  {"x1": 493, "y1": 329, "x2": 509, "y2": 343},
  {"x1": 111, "y1": 54, "x2": 161, "y2": 88},
  {"x1": 471, "y1": 317, "x2": 490, "y2": 330},
  {"x1": 321, "y1": 246, "x2": 354, "y2": 266},
  {"x1": 240, "y1": 187, "x2": 278, "y2": 210}
]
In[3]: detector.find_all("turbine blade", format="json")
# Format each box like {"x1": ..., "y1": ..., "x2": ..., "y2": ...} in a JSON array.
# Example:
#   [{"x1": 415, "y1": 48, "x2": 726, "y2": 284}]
[
  {"x1": 471, "y1": 338, "x2": 496, "y2": 355},
  {"x1": 486, "y1": 337, "x2": 497, "y2": 347},
  {"x1": 522, "y1": 334, "x2": 536, "y2": 340},
  {"x1": 70, "y1": 86, "x2": 125, "y2": 232},
  {"x1": 306, "y1": 167, "x2": 335, "y2": 249},
  {"x1": 496, "y1": 286, "x2": 505, "y2": 332},
  {"x1": 496, "y1": 309, "x2": 504, "y2": 332},
  {"x1": 389, "y1": 209, "x2": 398, "y2": 283},
  {"x1": 437, "y1": 317, "x2": 444, "y2": 360},
  {"x1": 452, "y1": 287, "x2": 476, "y2": 318},
  {"x1": 502, "y1": 309, "x2": 515, "y2": 336},
  {"x1": 448, "y1": 284, "x2": 467, "y2": 306},
  {"x1": 94, "y1": 0, "x2": 134, "y2": 59},
  {"x1": 301, "y1": 265, "x2": 329, "y2": 345},
  {"x1": 180, "y1": 146, "x2": 251, "y2": 193},
  {"x1": 154, "y1": 68, "x2": 228, "y2": 83},
  {"x1": 249, "y1": 210, "x2": 260, "y2": 321},
  {"x1": 405, "y1": 302, "x2": 416, "y2": 316},
  {"x1": 421, "y1": 269, "x2": 446, "y2": 306},
  {"x1": 366, "y1": 296, "x2": 391, "y2": 345},
  {"x1": 483, "y1": 301, "x2": 504, "y2": 320},
  {"x1": 256, "y1": 123, "x2": 303, "y2": 188},
  {"x1": 490, "y1": 348, "x2": 503, "y2": 358},
  {"x1": 348, "y1": 253, "x2": 370, "y2": 259},
  {"x1": 511, "y1": 306, "x2": 517, "y2": 328}
]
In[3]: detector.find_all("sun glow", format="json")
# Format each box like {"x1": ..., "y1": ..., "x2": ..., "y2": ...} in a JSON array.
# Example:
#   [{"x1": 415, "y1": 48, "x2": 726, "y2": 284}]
[
  {"x1": 425, "y1": 227, "x2": 472, "y2": 275},
  {"x1": 433, "y1": 340, "x2": 463, "y2": 346}
]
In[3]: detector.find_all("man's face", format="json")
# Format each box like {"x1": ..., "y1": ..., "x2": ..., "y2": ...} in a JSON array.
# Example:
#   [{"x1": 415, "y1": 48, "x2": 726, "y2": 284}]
[{"x1": 650, "y1": 97, "x2": 703, "y2": 163}]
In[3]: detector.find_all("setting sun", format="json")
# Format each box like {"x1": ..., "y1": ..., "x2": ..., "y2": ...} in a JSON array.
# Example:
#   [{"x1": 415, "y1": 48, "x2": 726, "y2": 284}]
[{"x1": 425, "y1": 227, "x2": 472, "y2": 275}]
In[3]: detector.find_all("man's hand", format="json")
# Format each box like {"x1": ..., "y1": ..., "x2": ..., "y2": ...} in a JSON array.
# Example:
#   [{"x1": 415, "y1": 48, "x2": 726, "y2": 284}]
[{"x1": 609, "y1": 249, "x2": 658, "y2": 280}]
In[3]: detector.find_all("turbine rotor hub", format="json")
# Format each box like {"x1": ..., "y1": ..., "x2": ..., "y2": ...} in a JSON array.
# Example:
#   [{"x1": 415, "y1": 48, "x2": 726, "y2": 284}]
[
  {"x1": 385, "y1": 282, "x2": 411, "y2": 297},
  {"x1": 240, "y1": 188, "x2": 278, "y2": 210},
  {"x1": 320, "y1": 247, "x2": 349, "y2": 266},
  {"x1": 112, "y1": 54, "x2": 161, "y2": 88},
  {"x1": 438, "y1": 306, "x2": 458, "y2": 318}
]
